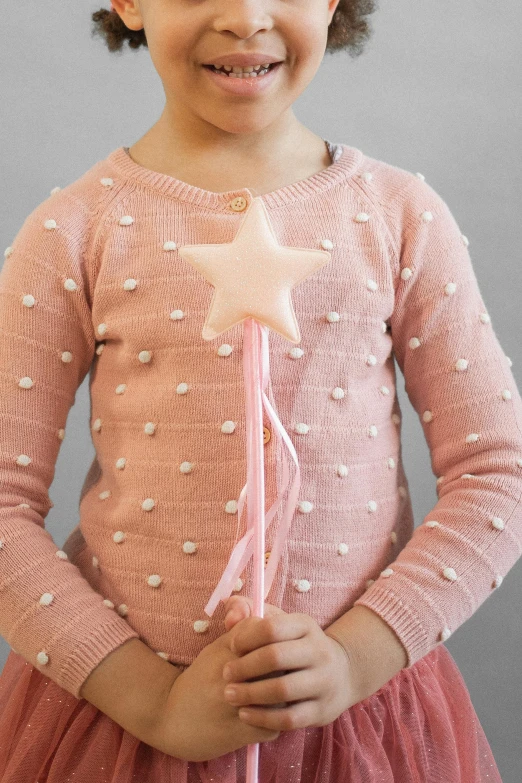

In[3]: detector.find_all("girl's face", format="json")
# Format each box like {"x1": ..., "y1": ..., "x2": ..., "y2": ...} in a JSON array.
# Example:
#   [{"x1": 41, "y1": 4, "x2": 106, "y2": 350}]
[{"x1": 114, "y1": 0, "x2": 341, "y2": 141}]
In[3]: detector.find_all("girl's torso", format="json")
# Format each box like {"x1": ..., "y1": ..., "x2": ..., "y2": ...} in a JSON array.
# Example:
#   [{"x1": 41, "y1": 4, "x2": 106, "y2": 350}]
[{"x1": 60, "y1": 138, "x2": 408, "y2": 671}]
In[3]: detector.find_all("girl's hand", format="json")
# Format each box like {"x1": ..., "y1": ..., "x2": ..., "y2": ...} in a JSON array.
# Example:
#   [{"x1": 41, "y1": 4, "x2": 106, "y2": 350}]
[
  {"x1": 220, "y1": 596, "x2": 357, "y2": 732},
  {"x1": 149, "y1": 600, "x2": 286, "y2": 763}
]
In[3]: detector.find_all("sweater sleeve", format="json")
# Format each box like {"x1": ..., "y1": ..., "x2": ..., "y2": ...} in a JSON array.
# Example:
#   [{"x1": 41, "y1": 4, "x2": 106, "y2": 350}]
[
  {"x1": 353, "y1": 174, "x2": 522, "y2": 668},
  {"x1": 0, "y1": 192, "x2": 140, "y2": 700}
]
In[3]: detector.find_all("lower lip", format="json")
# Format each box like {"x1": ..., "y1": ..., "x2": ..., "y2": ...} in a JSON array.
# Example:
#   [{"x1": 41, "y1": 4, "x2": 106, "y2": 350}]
[{"x1": 202, "y1": 62, "x2": 283, "y2": 95}]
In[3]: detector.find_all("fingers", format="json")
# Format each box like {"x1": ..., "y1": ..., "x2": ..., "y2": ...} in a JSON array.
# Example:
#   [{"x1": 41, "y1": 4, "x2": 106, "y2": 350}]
[
  {"x1": 223, "y1": 609, "x2": 243, "y2": 632},
  {"x1": 223, "y1": 597, "x2": 250, "y2": 633},
  {"x1": 224, "y1": 636, "x2": 312, "y2": 685},
  {"x1": 225, "y1": 667, "x2": 316, "y2": 707},
  {"x1": 231, "y1": 613, "x2": 309, "y2": 658},
  {"x1": 238, "y1": 699, "x2": 316, "y2": 732},
  {"x1": 223, "y1": 597, "x2": 287, "y2": 635},
  {"x1": 223, "y1": 596, "x2": 286, "y2": 621},
  {"x1": 224, "y1": 596, "x2": 251, "y2": 616}
]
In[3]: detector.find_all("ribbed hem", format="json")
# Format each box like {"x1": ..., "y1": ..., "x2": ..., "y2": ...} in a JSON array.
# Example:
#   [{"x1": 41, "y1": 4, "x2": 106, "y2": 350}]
[
  {"x1": 59, "y1": 620, "x2": 140, "y2": 700},
  {"x1": 353, "y1": 586, "x2": 429, "y2": 669},
  {"x1": 105, "y1": 141, "x2": 365, "y2": 211}
]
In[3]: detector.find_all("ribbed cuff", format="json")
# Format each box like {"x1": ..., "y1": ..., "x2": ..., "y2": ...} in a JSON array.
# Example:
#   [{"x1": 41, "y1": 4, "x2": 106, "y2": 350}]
[
  {"x1": 353, "y1": 586, "x2": 429, "y2": 668},
  {"x1": 59, "y1": 619, "x2": 140, "y2": 699}
]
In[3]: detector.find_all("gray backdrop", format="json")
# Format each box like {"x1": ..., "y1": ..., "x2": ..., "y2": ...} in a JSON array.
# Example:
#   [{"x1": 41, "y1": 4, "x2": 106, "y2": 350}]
[{"x1": 1, "y1": 1, "x2": 521, "y2": 780}]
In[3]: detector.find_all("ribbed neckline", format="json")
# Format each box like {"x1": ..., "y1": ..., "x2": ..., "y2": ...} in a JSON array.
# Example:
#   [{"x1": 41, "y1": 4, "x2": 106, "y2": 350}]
[{"x1": 105, "y1": 140, "x2": 364, "y2": 211}]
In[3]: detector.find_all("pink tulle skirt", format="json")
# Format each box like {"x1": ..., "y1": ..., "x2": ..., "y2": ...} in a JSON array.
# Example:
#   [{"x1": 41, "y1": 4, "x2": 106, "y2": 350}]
[{"x1": 0, "y1": 643, "x2": 501, "y2": 783}]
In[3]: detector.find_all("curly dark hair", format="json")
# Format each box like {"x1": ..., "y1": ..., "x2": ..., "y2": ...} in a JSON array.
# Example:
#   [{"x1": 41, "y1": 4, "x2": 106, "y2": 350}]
[{"x1": 91, "y1": 0, "x2": 378, "y2": 57}]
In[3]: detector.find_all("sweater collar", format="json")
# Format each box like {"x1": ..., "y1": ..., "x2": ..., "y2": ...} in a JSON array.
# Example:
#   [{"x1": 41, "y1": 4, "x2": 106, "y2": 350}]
[{"x1": 105, "y1": 140, "x2": 364, "y2": 211}]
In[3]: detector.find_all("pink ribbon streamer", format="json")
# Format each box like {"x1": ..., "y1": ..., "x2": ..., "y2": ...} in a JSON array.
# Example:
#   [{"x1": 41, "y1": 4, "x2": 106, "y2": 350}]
[{"x1": 204, "y1": 321, "x2": 301, "y2": 620}]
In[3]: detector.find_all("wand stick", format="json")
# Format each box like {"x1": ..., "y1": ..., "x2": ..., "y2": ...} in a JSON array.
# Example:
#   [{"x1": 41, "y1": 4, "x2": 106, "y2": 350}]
[{"x1": 243, "y1": 315, "x2": 265, "y2": 781}]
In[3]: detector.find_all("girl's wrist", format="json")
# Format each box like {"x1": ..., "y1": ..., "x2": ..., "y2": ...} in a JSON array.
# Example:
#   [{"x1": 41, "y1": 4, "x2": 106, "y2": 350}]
[
  {"x1": 80, "y1": 638, "x2": 183, "y2": 741},
  {"x1": 324, "y1": 605, "x2": 408, "y2": 703}
]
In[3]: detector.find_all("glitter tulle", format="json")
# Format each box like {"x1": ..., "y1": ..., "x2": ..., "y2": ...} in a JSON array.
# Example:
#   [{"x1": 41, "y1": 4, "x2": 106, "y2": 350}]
[{"x1": 0, "y1": 643, "x2": 501, "y2": 782}]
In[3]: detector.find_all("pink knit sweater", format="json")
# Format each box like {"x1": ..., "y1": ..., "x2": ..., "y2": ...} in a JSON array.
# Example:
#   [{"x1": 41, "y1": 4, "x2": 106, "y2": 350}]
[{"x1": 1, "y1": 141, "x2": 521, "y2": 701}]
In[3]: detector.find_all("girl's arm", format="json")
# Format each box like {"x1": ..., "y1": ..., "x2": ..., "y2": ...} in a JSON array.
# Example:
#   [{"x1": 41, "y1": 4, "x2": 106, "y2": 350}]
[
  {"x1": 351, "y1": 171, "x2": 522, "y2": 670},
  {"x1": 324, "y1": 604, "x2": 407, "y2": 701},
  {"x1": 79, "y1": 638, "x2": 182, "y2": 743},
  {"x1": 0, "y1": 190, "x2": 140, "y2": 699}
]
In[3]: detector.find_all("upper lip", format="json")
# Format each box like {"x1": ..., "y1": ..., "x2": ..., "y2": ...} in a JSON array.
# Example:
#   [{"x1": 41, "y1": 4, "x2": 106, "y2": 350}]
[{"x1": 202, "y1": 53, "x2": 284, "y2": 66}]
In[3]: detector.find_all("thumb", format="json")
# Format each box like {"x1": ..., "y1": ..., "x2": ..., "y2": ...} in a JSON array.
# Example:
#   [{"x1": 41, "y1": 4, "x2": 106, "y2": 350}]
[{"x1": 223, "y1": 595, "x2": 285, "y2": 632}]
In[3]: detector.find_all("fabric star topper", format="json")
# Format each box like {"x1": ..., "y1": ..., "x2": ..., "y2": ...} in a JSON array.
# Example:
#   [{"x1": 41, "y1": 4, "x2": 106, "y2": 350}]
[{"x1": 178, "y1": 193, "x2": 331, "y2": 343}]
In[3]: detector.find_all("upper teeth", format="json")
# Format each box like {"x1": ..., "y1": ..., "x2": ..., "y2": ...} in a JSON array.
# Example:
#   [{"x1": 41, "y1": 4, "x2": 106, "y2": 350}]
[{"x1": 213, "y1": 64, "x2": 271, "y2": 73}]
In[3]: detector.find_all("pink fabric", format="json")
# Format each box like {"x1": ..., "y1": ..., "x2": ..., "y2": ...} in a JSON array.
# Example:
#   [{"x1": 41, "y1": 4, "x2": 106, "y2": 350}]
[
  {"x1": 0, "y1": 140, "x2": 518, "y2": 777},
  {"x1": 0, "y1": 643, "x2": 502, "y2": 782}
]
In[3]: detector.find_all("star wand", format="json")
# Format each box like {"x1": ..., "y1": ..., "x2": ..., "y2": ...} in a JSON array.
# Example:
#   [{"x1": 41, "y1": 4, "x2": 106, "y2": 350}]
[{"x1": 178, "y1": 193, "x2": 331, "y2": 781}]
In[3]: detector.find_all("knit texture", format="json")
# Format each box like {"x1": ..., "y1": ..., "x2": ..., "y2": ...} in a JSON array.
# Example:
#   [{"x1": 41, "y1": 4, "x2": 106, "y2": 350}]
[{"x1": 1, "y1": 141, "x2": 521, "y2": 701}]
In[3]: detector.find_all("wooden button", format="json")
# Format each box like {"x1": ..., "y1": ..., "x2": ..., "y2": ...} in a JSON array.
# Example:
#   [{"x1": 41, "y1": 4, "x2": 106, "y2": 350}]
[
  {"x1": 229, "y1": 196, "x2": 247, "y2": 212},
  {"x1": 264, "y1": 551, "x2": 271, "y2": 567},
  {"x1": 263, "y1": 426, "x2": 271, "y2": 445}
]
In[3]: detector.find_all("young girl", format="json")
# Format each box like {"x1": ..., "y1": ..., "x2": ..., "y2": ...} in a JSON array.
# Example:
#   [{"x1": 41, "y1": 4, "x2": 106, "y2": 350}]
[{"x1": 0, "y1": 0, "x2": 518, "y2": 780}]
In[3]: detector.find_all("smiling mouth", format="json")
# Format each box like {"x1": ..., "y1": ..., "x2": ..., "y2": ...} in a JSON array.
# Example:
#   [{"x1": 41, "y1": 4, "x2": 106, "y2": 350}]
[{"x1": 203, "y1": 63, "x2": 281, "y2": 78}]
